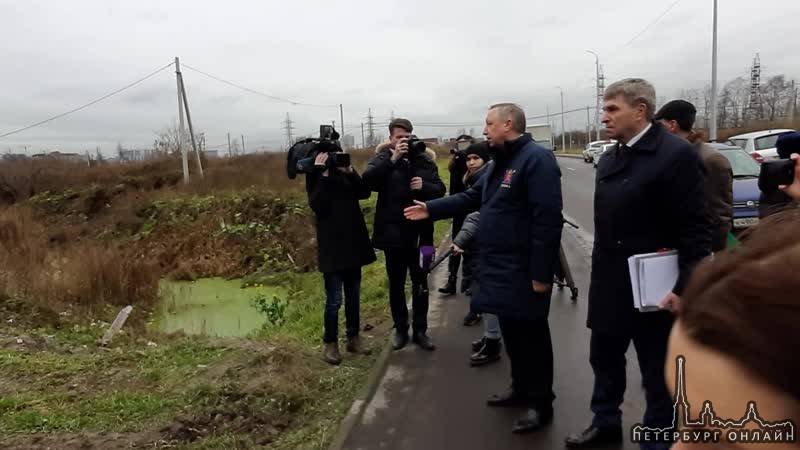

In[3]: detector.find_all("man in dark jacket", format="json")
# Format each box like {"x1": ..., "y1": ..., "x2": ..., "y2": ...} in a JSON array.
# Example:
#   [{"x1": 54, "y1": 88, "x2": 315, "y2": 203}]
[
  {"x1": 759, "y1": 132, "x2": 800, "y2": 218},
  {"x1": 439, "y1": 134, "x2": 474, "y2": 296},
  {"x1": 307, "y1": 153, "x2": 377, "y2": 365},
  {"x1": 565, "y1": 79, "x2": 712, "y2": 450},
  {"x1": 404, "y1": 103, "x2": 564, "y2": 434},
  {"x1": 655, "y1": 99, "x2": 733, "y2": 252},
  {"x1": 362, "y1": 118, "x2": 446, "y2": 351}
]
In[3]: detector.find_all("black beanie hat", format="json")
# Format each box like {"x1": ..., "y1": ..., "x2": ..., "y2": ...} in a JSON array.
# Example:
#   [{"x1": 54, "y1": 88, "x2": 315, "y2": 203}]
[
  {"x1": 654, "y1": 100, "x2": 697, "y2": 132},
  {"x1": 464, "y1": 142, "x2": 490, "y2": 163}
]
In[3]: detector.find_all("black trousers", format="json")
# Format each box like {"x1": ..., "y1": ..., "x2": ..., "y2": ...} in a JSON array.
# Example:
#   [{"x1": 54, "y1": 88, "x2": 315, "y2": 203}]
[
  {"x1": 498, "y1": 316, "x2": 555, "y2": 410},
  {"x1": 589, "y1": 317, "x2": 674, "y2": 432},
  {"x1": 384, "y1": 248, "x2": 429, "y2": 333}
]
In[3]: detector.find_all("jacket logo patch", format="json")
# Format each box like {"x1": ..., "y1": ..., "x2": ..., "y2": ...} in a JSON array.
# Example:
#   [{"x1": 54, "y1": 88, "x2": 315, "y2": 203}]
[{"x1": 501, "y1": 169, "x2": 515, "y2": 188}]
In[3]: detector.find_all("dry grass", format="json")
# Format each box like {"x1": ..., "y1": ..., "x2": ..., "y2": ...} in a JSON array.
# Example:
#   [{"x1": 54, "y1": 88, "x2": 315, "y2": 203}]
[{"x1": 0, "y1": 208, "x2": 160, "y2": 324}]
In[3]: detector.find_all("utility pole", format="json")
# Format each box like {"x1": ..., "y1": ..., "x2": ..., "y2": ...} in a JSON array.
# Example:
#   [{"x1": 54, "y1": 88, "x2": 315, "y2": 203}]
[
  {"x1": 366, "y1": 108, "x2": 376, "y2": 147},
  {"x1": 792, "y1": 80, "x2": 798, "y2": 121},
  {"x1": 227, "y1": 132, "x2": 232, "y2": 157},
  {"x1": 556, "y1": 87, "x2": 566, "y2": 151},
  {"x1": 586, "y1": 106, "x2": 591, "y2": 145},
  {"x1": 339, "y1": 104, "x2": 344, "y2": 135},
  {"x1": 710, "y1": 0, "x2": 719, "y2": 141},
  {"x1": 178, "y1": 61, "x2": 203, "y2": 177},
  {"x1": 283, "y1": 113, "x2": 295, "y2": 151},
  {"x1": 361, "y1": 122, "x2": 365, "y2": 149},
  {"x1": 175, "y1": 57, "x2": 189, "y2": 183},
  {"x1": 586, "y1": 50, "x2": 602, "y2": 142},
  {"x1": 241, "y1": 134, "x2": 246, "y2": 154}
]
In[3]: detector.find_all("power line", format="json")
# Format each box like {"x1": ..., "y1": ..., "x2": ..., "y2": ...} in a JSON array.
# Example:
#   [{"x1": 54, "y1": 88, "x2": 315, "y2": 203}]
[
  {"x1": 181, "y1": 63, "x2": 339, "y2": 108},
  {"x1": 0, "y1": 62, "x2": 175, "y2": 139},
  {"x1": 624, "y1": 0, "x2": 682, "y2": 48}
]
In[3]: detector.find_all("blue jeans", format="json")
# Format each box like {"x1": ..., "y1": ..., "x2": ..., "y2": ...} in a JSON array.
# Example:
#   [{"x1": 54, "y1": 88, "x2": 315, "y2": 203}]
[
  {"x1": 323, "y1": 269, "x2": 362, "y2": 344},
  {"x1": 484, "y1": 314, "x2": 501, "y2": 339}
]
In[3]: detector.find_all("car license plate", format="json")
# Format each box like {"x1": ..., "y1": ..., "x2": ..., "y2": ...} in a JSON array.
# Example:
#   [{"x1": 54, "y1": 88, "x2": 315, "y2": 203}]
[{"x1": 734, "y1": 217, "x2": 759, "y2": 228}]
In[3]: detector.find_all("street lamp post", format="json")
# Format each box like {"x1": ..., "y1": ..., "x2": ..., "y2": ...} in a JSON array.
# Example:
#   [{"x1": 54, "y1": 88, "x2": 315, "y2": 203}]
[
  {"x1": 710, "y1": 0, "x2": 719, "y2": 141},
  {"x1": 556, "y1": 86, "x2": 566, "y2": 152},
  {"x1": 586, "y1": 50, "x2": 601, "y2": 141}
]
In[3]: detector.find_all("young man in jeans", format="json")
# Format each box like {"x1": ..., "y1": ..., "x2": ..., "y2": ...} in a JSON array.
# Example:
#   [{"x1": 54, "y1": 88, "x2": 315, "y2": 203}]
[
  {"x1": 363, "y1": 118, "x2": 446, "y2": 351},
  {"x1": 307, "y1": 152, "x2": 377, "y2": 365}
]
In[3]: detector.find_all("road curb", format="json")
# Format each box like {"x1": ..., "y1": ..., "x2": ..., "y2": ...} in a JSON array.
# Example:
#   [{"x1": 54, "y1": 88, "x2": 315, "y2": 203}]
[
  {"x1": 555, "y1": 153, "x2": 584, "y2": 160},
  {"x1": 327, "y1": 235, "x2": 452, "y2": 450}
]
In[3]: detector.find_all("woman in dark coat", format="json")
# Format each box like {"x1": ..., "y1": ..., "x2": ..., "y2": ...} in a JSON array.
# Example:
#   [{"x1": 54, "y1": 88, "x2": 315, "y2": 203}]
[{"x1": 307, "y1": 153, "x2": 376, "y2": 365}]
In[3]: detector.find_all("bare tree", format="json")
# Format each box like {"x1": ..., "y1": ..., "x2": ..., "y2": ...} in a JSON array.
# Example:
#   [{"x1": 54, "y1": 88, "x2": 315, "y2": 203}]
[
  {"x1": 761, "y1": 75, "x2": 791, "y2": 121},
  {"x1": 152, "y1": 122, "x2": 201, "y2": 156}
]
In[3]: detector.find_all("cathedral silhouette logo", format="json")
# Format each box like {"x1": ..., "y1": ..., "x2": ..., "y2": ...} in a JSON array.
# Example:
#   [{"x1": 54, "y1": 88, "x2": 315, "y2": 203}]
[{"x1": 632, "y1": 355, "x2": 796, "y2": 445}]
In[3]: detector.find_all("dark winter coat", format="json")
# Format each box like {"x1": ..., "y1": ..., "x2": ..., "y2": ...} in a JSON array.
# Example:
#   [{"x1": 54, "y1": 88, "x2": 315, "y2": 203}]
[
  {"x1": 696, "y1": 142, "x2": 733, "y2": 252},
  {"x1": 448, "y1": 152, "x2": 469, "y2": 235},
  {"x1": 427, "y1": 134, "x2": 564, "y2": 321},
  {"x1": 362, "y1": 144, "x2": 446, "y2": 250},
  {"x1": 451, "y1": 165, "x2": 490, "y2": 277},
  {"x1": 589, "y1": 122, "x2": 712, "y2": 335},
  {"x1": 307, "y1": 170, "x2": 377, "y2": 273}
]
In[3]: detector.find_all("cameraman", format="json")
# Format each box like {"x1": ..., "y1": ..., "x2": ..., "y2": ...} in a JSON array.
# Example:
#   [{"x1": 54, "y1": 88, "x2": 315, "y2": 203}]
[
  {"x1": 439, "y1": 134, "x2": 475, "y2": 296},
  {"x1": 363, "y1": 118, "x2": 446, "y2": 351},
  {"x1": 307, "y1": 153, "x2": 377, "y2": 366}
]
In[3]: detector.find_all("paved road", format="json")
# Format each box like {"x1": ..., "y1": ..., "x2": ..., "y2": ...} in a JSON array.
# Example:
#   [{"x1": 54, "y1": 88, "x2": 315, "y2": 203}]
[
  {"x1": 558, "y1": 156, "x2": 597, "y2": 235},
  {"x1": 341, "y1": 157, "x2": 648, "y2": 450}
]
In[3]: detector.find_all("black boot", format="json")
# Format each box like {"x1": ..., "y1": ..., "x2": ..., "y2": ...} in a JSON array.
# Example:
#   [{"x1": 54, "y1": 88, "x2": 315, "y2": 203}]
[
  {"x1": 565, "y1": 425, "x2": 623, "y2": 448},
  {"x1": 412, "y1": 331, "x2": 436, "y2": 351},
  {"x1": 470, "y1": 337, "x2": 502, "y2": 367},
  {"x1": 438, "y1": 274, "x2": 457, "y2": 295},
  {"x1": 392, "y1": 329, "x2": 409, "y2": 351}
]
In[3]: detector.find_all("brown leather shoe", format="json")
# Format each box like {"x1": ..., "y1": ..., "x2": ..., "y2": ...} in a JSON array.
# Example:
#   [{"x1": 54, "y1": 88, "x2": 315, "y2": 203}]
[
  {"x1": 346, "y1": 336, "x2": 371, "y2": 355},
  {"x1": 323, "y1": 342, "x2": 342, "y2": 365}
]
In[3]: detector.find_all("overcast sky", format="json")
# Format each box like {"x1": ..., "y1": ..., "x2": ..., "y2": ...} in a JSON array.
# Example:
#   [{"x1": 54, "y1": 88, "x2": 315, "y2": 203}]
[{"x1": 1, "y1": 0, "x2": 798, "y2": 154}]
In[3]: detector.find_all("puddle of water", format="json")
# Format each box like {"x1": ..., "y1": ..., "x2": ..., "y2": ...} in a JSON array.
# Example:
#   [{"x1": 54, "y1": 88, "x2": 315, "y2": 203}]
[{"x1": 153, "y1": 278, "x2": 284, "y2": 338}]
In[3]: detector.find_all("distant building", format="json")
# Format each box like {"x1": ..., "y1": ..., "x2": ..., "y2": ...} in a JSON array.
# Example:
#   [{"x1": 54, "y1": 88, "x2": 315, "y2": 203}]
[
  {"x1": 31, "y1": 151, "x2": 84, "y2": 163},
  {"x1": 202, "y1": 150, "x2": 219, "y2": 158},
  {"x1": 420, "y1": 138, "x2": 439, "y2": 145},
  {"x1": 119, "y1": 149, "x2": 157, "y2": 162},
  {"x1": 1, "y1": 153, "x2": 28, "y2": 162},
  {"x1": 342, "y1": 134, "x2": 356, "y2": 150}
]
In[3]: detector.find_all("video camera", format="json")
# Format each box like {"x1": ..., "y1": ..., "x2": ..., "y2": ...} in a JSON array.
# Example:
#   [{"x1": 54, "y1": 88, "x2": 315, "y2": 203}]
[
  {"x1": 405, "y1": 135, "x2": 427, "y2": 156},
  {"x1": 286, "y1": 125, "x2": 350, "y2": 179}
]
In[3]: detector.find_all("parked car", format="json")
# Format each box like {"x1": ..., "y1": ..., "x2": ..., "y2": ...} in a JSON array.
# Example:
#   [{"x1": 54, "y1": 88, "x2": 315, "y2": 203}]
[
  {"x1": 593, "y1": 143, "x2": 616, "y2": 168},
  {"x1": 582, "y1": 140, "x2": 615, "y2": 163},
  {"x1": 727, "y1": 129, "x2": 796, "y2": 163},
  {"x1": 709, "y1": 143, "x2": 761, "y2": 230}
]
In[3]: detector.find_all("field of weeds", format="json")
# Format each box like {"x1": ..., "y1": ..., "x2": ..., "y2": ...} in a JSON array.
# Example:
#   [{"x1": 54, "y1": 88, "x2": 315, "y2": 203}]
[{"x1": 0, "y1": 148, "x2": 452, "y2": 449}]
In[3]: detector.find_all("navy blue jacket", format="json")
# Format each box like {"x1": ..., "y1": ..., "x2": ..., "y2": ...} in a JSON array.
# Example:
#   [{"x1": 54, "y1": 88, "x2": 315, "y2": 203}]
[
  {"x1": 427, "y1": 135, "x2": 564, "y2": 320},
  {"x1": 589, "y1": 122, "x2": 712, "y2": 334}
]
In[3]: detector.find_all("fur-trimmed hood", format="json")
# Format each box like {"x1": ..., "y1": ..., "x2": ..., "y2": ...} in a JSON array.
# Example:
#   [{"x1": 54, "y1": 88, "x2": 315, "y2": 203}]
[{"x1": 375, "y1": 142, "x2": 437, "y2": 161}]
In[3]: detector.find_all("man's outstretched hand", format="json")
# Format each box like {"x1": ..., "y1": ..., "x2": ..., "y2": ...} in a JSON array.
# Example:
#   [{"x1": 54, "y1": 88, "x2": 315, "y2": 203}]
[{"x1": 404, "y1": 201, "x2": 429, "y2": 221}]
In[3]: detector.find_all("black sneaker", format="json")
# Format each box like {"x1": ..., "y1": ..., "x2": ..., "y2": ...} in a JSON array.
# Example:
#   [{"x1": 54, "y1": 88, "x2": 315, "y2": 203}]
[
  {"x1": 463, "y1": 312, "x2": 481, "y2": 326},
  {"x1": 471, "y1": 336, "x2": 487, "y2": 353},
  {"x1": 470, "y1": 337, "x2": 502, "y2": 367}
]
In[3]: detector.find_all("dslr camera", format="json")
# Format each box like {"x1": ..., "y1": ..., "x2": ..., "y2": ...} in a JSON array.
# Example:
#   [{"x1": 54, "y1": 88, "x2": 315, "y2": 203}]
[{"x1": 287, "y1": 125, "x2": 351, "y2": 179}]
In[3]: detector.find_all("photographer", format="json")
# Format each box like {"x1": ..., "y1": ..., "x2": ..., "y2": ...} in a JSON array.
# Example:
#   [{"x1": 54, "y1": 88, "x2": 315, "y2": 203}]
[
  {"x1": 439, "y1": 134, "x2": 475, "y2": 296},
  {"x1": 307, "y1": 152, "x2": 377, "y2": 366},
  {"x1": 362, "y1": 118, "x2": 446, "y2": 351}
]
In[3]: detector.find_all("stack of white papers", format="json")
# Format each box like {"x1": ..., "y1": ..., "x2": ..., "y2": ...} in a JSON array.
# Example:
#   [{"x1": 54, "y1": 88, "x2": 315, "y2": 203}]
[{"x1": 627, "y1": 251, "x2": 679, "y2": 312}]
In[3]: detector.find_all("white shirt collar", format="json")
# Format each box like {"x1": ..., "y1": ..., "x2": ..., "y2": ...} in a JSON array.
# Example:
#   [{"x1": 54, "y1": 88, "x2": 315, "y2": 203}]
[{"x1": 625, "y1": 123, "x2": 652, "y2": 148}]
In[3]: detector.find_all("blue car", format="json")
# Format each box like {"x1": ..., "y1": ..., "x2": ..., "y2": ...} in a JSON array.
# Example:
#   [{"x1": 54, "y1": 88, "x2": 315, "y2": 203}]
[{"x1": 709, "y1": 143, "x2": 761, "y2": 231}]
